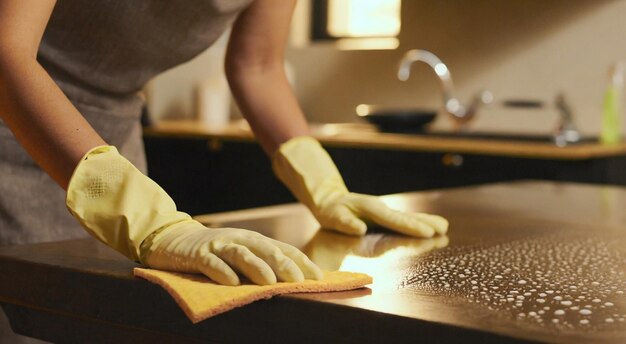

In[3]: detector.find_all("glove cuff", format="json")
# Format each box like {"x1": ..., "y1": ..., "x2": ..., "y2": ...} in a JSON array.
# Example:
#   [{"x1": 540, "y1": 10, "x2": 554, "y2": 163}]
[
  {"x1": 66, "y1": 145, "x2": 191, "y2": 261},
  {"x1": 272, "y1": 136, "x2": 348, "y2": 211}
]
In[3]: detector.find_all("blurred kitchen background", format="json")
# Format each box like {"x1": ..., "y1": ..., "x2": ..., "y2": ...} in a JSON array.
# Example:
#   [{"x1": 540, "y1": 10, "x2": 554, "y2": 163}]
[
  {"x1": 144, "y1": 0, "x2": 626, "y2": 135},
  {"x1": 142, "y1": 0, "x2": 626, "y2": 216}
]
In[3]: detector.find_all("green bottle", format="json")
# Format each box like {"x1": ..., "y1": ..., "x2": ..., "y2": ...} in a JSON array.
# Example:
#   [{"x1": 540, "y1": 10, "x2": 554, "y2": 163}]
[{"x1": 600, "y1": 61, "x2": 624, "y2": 145}]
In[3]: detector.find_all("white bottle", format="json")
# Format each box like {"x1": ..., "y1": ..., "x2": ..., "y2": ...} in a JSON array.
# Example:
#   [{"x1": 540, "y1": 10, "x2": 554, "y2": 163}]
[{"x1": 196, "y1": 74, "x2": 231, "y2": 128}]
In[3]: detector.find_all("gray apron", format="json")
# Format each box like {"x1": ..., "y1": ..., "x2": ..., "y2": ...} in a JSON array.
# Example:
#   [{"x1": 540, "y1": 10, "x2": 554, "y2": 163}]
[{"x1": 0, "y1": 0, "x2": 253, "y2": 341}]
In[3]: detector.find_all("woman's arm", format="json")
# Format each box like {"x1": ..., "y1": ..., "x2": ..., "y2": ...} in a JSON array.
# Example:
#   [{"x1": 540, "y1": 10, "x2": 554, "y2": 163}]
[
  {"x1": 0, "y1": 0, "x2": 106, "y2": 189},
  {"x1": 0, "y1": 0, "x2": 324, "y2": 283},
  {"x1": 225, "y1": 0, "x2": 308, "y2": 156},
  {"x1": 227, "y1": 1, "x2": 450, "y2": 238}
]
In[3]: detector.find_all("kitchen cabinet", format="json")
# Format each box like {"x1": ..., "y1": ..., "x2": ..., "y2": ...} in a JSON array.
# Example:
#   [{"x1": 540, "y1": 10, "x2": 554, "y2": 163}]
[
  {"x1": 143, "y1": 120, "x2": 626, "y2": 215},
  {"x1": 1, "y1": 181, "x2": 625, "y2": 343},
  {"x1": 143, "y1": 136, "x2": 293, "y2": 215}
]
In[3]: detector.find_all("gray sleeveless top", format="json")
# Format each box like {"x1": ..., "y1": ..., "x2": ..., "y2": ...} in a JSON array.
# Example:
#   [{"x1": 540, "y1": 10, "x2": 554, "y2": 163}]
[{"x1": 0, "y1": 0, "x2": 254, "y2": 247}]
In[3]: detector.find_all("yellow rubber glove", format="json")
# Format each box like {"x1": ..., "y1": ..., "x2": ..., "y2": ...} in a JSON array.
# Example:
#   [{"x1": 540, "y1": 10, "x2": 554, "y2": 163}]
[
  {"x1": 272, "y1": 137, "x2": 449, "y2": 237},
  {"x1": 66, "y1": 146, "x2": 322, "y2": 285}
]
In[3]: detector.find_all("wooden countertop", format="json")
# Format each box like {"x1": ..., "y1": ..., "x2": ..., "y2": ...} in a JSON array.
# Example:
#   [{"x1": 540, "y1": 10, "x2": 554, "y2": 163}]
[
  {"x1": 1, "y1": 181, "x2": 626, "y2": 343},
  {"x1": 143, "y1": 120, "x2": 626, "y2": 160}
]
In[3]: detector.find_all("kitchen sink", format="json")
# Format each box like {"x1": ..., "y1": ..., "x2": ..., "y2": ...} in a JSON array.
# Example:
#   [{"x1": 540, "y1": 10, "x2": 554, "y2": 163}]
[
  {"x1": 314, "y1": 123, "x2": 597, "y2": 145},
  {"x1": 414, "y1": 131, "x2": 598, "y2": 145}
]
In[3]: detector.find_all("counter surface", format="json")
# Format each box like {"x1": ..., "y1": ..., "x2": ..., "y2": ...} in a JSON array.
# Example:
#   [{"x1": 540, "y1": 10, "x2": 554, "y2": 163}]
[
  {"x1": 1, "y1": 181, "x2": 626, "y2": 343},
  {"x1": 144, "y1": 120, "x2": 626, "y2": 160}
]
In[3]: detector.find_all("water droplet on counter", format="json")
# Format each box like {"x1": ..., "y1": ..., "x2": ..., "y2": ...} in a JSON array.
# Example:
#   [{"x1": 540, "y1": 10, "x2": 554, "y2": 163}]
[{"x1": 400, "y1": 236, "x2": 626, "y2": 332}]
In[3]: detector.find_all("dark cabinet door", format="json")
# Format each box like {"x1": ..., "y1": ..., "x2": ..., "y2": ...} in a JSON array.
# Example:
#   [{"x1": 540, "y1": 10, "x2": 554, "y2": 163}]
[
  {"x1": 144, "y1": 136, "x2": 626, "y2": 215},
  {"x1": 144, "y1": 137, "x2": 294, "y2": 215}
]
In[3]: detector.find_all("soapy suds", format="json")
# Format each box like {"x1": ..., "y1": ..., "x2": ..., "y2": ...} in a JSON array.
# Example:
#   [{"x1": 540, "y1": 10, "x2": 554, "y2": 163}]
[{"x1": 401, "y1": 237, "x2": 626, "y2": 331}]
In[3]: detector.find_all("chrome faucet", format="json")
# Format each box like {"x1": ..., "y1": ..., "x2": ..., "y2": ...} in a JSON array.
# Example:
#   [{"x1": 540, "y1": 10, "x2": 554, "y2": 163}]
[
  {"x1": 553, "y1": 93, "x2": 581, "y2": 147},
  {"x1": 397, "y1": 49, "x2": 491, "y2": 130}
]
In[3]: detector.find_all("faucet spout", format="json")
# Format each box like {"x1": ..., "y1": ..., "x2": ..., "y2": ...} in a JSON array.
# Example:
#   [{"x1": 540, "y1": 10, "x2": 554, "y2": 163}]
[{"x1": 398, "y1": 49, "x2": 490, "y2": 130}]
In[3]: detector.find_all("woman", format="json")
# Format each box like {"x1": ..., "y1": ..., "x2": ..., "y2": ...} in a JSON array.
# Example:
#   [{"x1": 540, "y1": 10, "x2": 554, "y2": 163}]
[{"x1": 0, "y1": 0, "x2": 448, "y2": 341}]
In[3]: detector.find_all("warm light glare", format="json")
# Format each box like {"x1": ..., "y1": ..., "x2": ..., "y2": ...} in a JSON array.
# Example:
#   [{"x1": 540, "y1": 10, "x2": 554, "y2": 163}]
[
  {"x1": 339, "y1": 249, "x2": 410, "y2": 292},
  {"x1": 328, "y1": 0, "x2": 401, "y2": 38},
  {"x1": 335, "y1": 37, "x2": 399, "y2": 51},
  {"x1": 356, "y1": 104, "x2": 370, "y2": 117},
  {"x1": 434, "y1": 63, "x2": 449, "y2": 77}
]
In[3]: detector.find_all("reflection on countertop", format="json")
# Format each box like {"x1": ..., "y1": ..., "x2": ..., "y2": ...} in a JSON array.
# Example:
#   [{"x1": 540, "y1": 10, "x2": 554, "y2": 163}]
[{"x1": 303, "y1": 230, "x2": 449, "y2": 272}]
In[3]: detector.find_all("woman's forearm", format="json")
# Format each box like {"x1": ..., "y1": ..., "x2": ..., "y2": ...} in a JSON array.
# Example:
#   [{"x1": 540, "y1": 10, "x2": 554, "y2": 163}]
[
  {"x1": 226, "y1": 63, "x2": 309, "y2": 156},
  {"x1": 0, "y1": 0, "x2": 106, "y2": 189},
  {"x1": 225, "y1": 0, "x2": 307, "y2": 156},
  {"x1": 0, "y1": 55, "x2": 106, "y2": 189}
]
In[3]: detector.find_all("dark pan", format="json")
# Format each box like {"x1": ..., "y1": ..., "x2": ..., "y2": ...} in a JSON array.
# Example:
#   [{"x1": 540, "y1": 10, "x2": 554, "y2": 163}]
[{"x1": 356, "y1": 105, "x2": 437, "y2": 133}]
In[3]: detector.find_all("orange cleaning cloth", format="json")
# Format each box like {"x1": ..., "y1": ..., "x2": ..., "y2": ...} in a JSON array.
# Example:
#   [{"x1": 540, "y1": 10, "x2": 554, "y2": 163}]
[{"x1": 134, "y1": 268, "x2": 372, "y2": 323}]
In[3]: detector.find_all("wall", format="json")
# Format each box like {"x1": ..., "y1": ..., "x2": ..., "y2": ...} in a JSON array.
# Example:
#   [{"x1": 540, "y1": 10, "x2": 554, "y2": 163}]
[
  {"x1": 144, "y1": 31, "x2": 229, "y2": 122},
  {"x1": 147, "y1": 0, "x2": 626, "y2": 136},
  {"x1": 287, "y1": 0, "x2": 626, "y2": 135}
]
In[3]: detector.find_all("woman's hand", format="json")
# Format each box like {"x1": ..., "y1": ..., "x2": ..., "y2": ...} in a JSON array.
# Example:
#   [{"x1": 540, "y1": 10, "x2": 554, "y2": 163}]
[
  {"x1": 67, "y1": 146, "x2": 322, "y2": 285},
  {"x1": 143, "y1": 223, "x2": 322, "y2": 286},
  {"x1": 313, "y1": 192, "x2": 449, "y2": 237},
  {"x1": 273, "y1": 137, "x2": 449, "y2": 238}
]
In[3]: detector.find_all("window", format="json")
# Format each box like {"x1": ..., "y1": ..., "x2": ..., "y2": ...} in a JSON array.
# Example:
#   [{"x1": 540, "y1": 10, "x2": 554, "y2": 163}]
[{"x1": 311, "y1": 0, "x2": 402, "y2": 50}]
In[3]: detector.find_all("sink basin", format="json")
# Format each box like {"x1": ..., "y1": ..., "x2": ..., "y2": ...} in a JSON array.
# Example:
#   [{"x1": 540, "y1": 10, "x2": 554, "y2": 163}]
[{"x1": 415, "y1": 131, "x2": 598, "y2": 144}]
